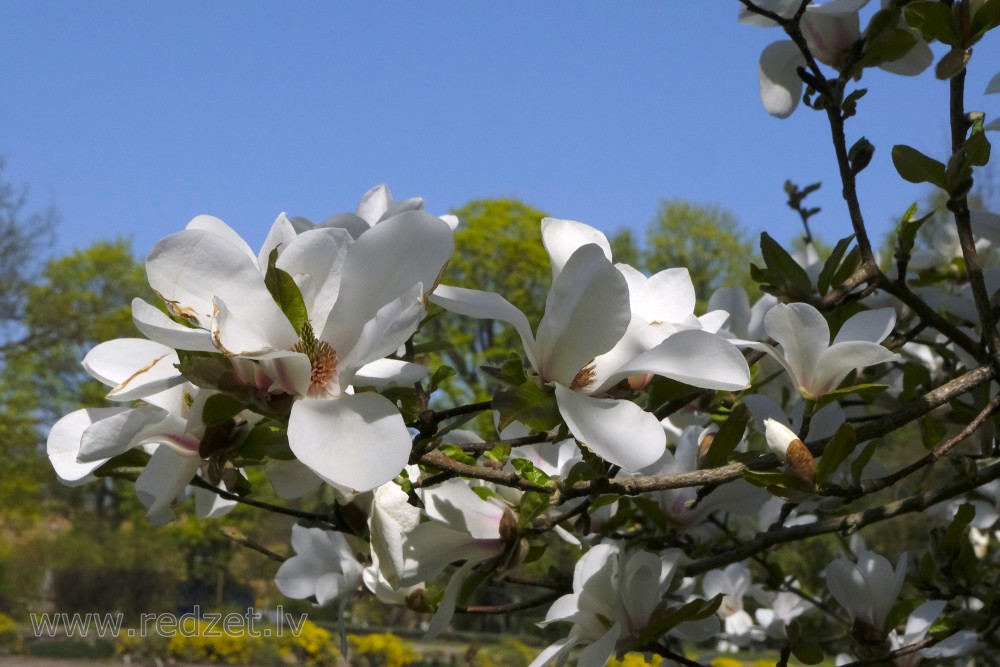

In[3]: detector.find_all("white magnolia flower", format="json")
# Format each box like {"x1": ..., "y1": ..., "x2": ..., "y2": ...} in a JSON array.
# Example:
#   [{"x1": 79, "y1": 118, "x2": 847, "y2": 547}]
[
  {"x1": 826, "y1": 548, "x2": 907, "y2": 636},
  {"x1": 753, "y1": 586, "x2": 812, "y2": 639},
  {"x1": 890, "y1": 600, "x2": 978, "y2": 666},
  {"x1": 634, "y1": 426, "x2": 769, "y2": 530},
  {"x1": 745, "y1": 302, "x2": 899, "y2": 400},
  {"x1": 740, "y1": 0, "x2": 932, "y2": 117},
  {"x1": 47, "y1": 338, "x2": 240, "y2": 524},
  {"x1": 432, "y1": 218, "x2": 749, "y2": 472},
  {"x1": 703, "y1": 563, "x2": 758, "y2": 645},
  {"x1": 137, "y1": 207, "x2": 453, "y2": 492},
  {"x1": 274, "y1": 524, "x2": 364, "y2": 608},
  {"x1": 530, "y1": 543, "x2": 711, "y2": 667}
]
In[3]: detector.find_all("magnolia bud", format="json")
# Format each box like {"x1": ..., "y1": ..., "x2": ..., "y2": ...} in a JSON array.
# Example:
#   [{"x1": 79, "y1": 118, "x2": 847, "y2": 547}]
[{"x1": 763, "y1": 418, "x2": 816, "y2": 486}]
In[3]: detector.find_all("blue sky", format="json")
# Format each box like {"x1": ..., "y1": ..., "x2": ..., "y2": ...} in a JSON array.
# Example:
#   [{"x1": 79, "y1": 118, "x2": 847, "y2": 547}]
[{"x1": 2, "y1": 2, "x2": 999, "y2": 265}]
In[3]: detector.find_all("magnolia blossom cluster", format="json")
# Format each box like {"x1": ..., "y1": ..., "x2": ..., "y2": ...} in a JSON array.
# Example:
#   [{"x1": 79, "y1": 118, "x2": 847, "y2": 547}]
[{"x1": 43, "y1": 171, "x2": 959, "y2": 664}]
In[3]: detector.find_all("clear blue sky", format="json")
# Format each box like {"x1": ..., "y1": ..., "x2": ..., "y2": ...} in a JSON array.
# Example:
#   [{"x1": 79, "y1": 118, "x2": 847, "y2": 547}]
[{"x1": 2, "y1": 2, "x2": 999, "y2": 265}]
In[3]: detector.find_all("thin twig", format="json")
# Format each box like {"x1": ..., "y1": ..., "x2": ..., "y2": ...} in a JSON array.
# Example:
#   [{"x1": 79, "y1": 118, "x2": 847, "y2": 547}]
[{"x1": 190, "y1": 477, "x2": 346, "y2": 531}]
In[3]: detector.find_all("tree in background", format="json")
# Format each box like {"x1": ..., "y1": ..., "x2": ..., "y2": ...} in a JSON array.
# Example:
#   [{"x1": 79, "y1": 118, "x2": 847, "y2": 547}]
[
  {"x1": 429, "y1": 198, "x2": 552, "y2": 401},
  {"x1": 642, "y1": 199, "x2": 755, "y2": 297}
]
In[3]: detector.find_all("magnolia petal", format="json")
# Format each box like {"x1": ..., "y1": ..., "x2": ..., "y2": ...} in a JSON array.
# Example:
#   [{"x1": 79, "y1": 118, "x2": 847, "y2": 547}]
[
  {"x1": 353, "y1": 359, "x2": 430, "y2": 390},
  {"x1": 380, "y1": 197, "x2": 425, "y2": 224},
  {"x1": 48, "y1": 408, "x2": 128, "y2": 484},
  {"x1": 759, "y1": 40, "x2": 805, "y2": 118},
  {"x1": 971, "y1": 209, "x2": 1000, "y2": 242},
  {"x1": 811, "y1": 341, "x2": 898, "y2": 396},
  {"x1": 638, "y1": 267, "x2": 697, "y2": 323},
  {"x1": 400, "y1": 521, "x2": 503, "y2": 586},
  {"x1": 577, "y1": 623, "x2": 621, "y2": 667},
  {"x1": 988, "y1": 72, "x2": 1000, "y2": 95},
  {"x1": 258, "y1": 351, "x2": 313, "y2": 398},
  {"x1": 430, "y1": 285, "x2": 539, "y2": 369},
  {"x1": 607, "y1": 329, "x2": 751, "y2": 391},
  {"x1": 902, "y1": 600, "x2": 946, "y2": 644},
  {"x1": 370, "y1": 481, "x2": 422, "y2": 588},
  {"x1": 212, "y1": 295, "x2": 299, "y2": 357},
  {"x1": 132, "y1": 298, "x2": 217, "y2": 352},
  {"x1": 147, "y1": 228, "x2": 278, "y2": 328},
  {"x1": 314, "y1": 571, "x2": 361, "y2": 607},
  {"x1": 322, "y1": 210, "x2": 453, "y2": 349},
  {"x1": 277, "y1": 226, "x2": 352, "y2": 330},
  {"x1": 810, "y1": 0, "x2": 869, "y2": 14},
  {"x1": 554, "y1": 386, "x2": 666, "y2": 471},
  {"x1": 78, "y1": 405, "x2": 179, "y2": 463},
  {"x1": 424, "y1": 560, "x2": 477, "y2": 641},
  {"x1": 276, "y1": 557, "x2": 330, "y2": 600},
  {"x1": 527, "y1": 637, "x2": 579, "y2": 667},
  {"x1": 765, "y1": 302, "x2": 831, "y2": 390},
  {"x1": 134, "y1": 445, "x2": 202, "y2": 525},
  {"x1": 335, "y1": 284, "x2": 425, "y2": 388},
  {"x1": 194, "y1": 485, "x2": 237, "y2": 519},
  {"x1": 540, "y1": 218, "x2": 612, "y2": 279},
  {"x1": 355, "y1": 184, "x2": 393, "y2": 226},
  {"x1": 266, "y1": 459, "x2": 325, "y2": 499},
  {"x1": 419, "y1": 478, "x2": 504, "y2": 541},
  {"x1": 826, "y1": 559, "x2": 875, "y2": 625},
  {"x1": 83, "y1": 338, "x2": 184, "y2": 401},
  {"x1": 536, "y1": 244, "x2": 630, "y2": 386},
  {"x1": 288, "y1": 393, "x2": 411, "y2": 493},
  {"x1": 185, "y1": 215, "x2": 256, "y2": 262},
  {"x1": 320, "y1": 213, "x2": 371, "y2": 240},
  {"x1": 833, "y1": 308, "x2": 895, "y2": 345},
  {"x1": 257, "y1": 213, "x2": 299, "y2": 270}
]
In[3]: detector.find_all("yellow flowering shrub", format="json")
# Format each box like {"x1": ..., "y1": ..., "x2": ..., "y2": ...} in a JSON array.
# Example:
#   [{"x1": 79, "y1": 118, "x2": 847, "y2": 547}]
[
  {"x1": 608, "y1": 653, "x2": 664, "y2": 667},
  {"x1": 471, "y1": 638, "x2": 536, "y2": 667},
  {"x1": 348, "y1": 632, "x2": 418, "y2": 667},
  {"x1": 280, "y1": 619, "x2": 340, "y2": 666},
  {"x1": 711, "y1": 658, "x2": 744, "y2": 667},
  {"x1": 167, "y1": 618, "x2": 264, "y2": 665},
  {"x1": 0, "y1": 613, "x2": 22, "y2": 654}
]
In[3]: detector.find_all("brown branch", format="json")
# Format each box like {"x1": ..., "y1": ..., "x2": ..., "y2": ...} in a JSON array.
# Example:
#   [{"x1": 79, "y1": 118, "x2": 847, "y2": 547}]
[
  {"x1": 680, "y1": 457, "x2": 1000, "y2": 577},
  {"x1": 457, "y1": 590, "x2": 562, "y2": 615},
  {"x1": 564, "y1": 365, "x2": 994, "y2": 501},
  {"x1": 843, "y1": 392, "x2": 1000, "y2": 498},
  {"x1": 219, "y1": 525, "x2": 288, "y2": 563},
  {"x1": 415, "y1": 450, "x2": 553, "y2": 493},
  {"x1": 838, "y1": 636, "x2": 937, "y2": 666},
  {"x1": 190, "y1": 477, "x2": 347, "y2": 531}
]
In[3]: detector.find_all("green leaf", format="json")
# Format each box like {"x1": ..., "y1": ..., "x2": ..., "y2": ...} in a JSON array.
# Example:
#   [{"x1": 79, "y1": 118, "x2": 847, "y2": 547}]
[
  {"x1": 637, "y1": 594, "x2": 723, "y2": 646},
  {"x1": 510, "y1": 458, "x2": 553, "y2": 486},
  {"x1": 894, "y1": 203, "x2": 938, "y2": 269},
  {"x1": 829, "y1": 245, "x2": 862, "y2": 289},
  {"x1": 742, "y1": 470, "x2": 815, "y2": 495},
  {"x1": 904, "y1": 1, "x2": 960, "y2": 46},
  {"x1": 760, "y1": 232, "x2": 813, "y2": 297},
  {"x1": 236, "y1": 421, "x2": 293, "y2": 463},
  {"x1": 202, "y1": 393, "x2": 245, "y2": 427},
  {"x1": 440, "y1": 444, "x2": 477, "y2": 466},
  {"x1": 851, "y1": 440, "x2": 879, "y2": 482},
  {"x1": 816, "y1": 423, "x2": 858, "y2": 486},
  {"x1": 965, "y1": 131, "x2": 992, "y2": 168},
  {"x1": 700, "y1": 403, "x2": 749, "y2": 469},
  {"x1": 500, "y1": 352, "x2": 528, "y2": 386},
  {"x1": 493, "y1": 383, "x2": 561, "y2": 433},
  {"x1": 518, "y1": 491, "x2": 550, "y2": 525},
  {"x1": 483, "y1": 442, "x2": 512, "y2": 465},
  {"x1": 848, "y1": 137, "x2": 875, "y2": 175},
  {"x1": 428, "y1": 365, "x2": 457, "y2": 392},
  {"x1": 892, "y1": 144, "x2": 948, "y2": 189},
  {"x1": 264, "y1": 247, "x2": 309, "y2": 334},
  {"x1": 790, "y1": 639, "x2": 825, "y2": 666},
  {"x1": 970, "y1": 0, "x2": 1000, "y2": 42},
  {"x1": 93, "y1": 448, "x2": 152, "y2": 479},
  {"x1": 175, "y1": 350, "x2": 234, "y2": 390},
  {"x1": 817, "y1": 234, "x2": 856, "y2": 296},
  {"x1": 816, "y1": 383, "x2": 888, "y2": 409},
  {"x1": 942, "y1": 502, "x2": 976, "y2": 551}
]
